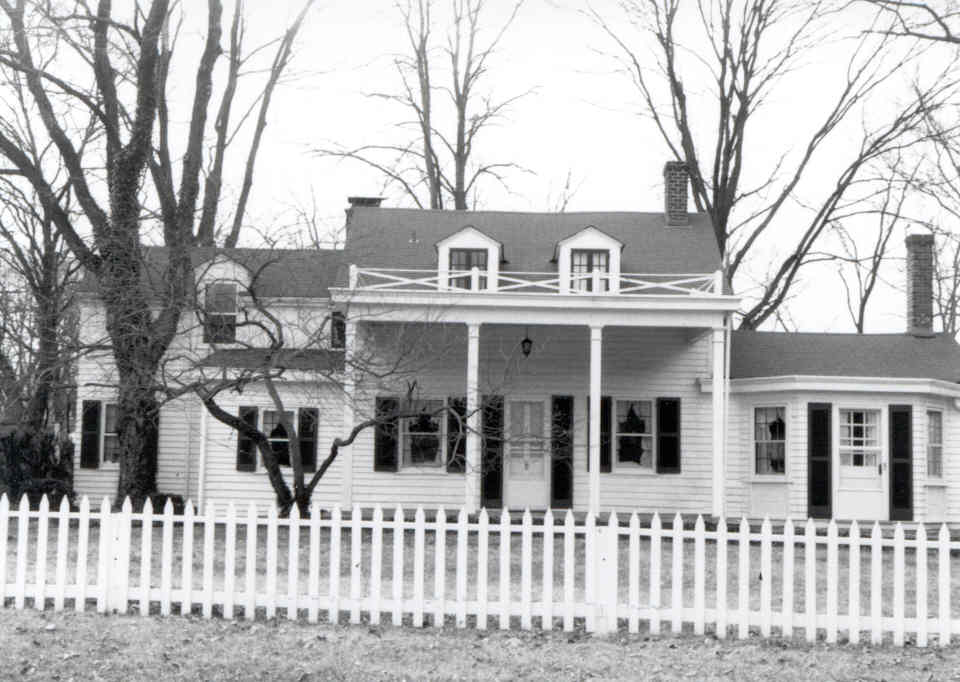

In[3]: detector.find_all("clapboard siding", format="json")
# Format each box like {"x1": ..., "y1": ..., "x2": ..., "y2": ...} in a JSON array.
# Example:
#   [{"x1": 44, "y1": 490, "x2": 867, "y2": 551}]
[{"x1": 727, "y1": 391, "x2": 956, "y2": 522}]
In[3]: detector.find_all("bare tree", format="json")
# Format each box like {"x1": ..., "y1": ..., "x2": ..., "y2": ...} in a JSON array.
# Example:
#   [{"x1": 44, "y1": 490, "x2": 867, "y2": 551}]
[
  {"x1": 320, "y1": 0, "x2": 527, "y2": 210},
  {"x1": 589, "y1": 0, "x2": 956, "y2": 329},
  {"x1": 832, "y1": 157, "x2": 918, "y2": 332},
  {"x1": 0, "y1": 0, "x2": 313, "y2": 504},
  {"x1": 863, "y1": 0, "x2": 960, "y2": 43}
]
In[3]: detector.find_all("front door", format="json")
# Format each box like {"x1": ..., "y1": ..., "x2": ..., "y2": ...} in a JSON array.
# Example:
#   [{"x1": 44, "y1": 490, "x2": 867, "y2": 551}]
[
  {"x1": 836, "y1": 408, "x2": 886, "y2": 520},
  {"x1": 504, "y1": 400, "x2": 549, "y2": 509}
]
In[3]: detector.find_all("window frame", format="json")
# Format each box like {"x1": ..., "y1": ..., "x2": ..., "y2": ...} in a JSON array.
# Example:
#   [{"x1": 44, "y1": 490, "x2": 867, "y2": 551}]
[
  {"x1": 448, "y1": 248, "x2": 489, "y2": 290},
  {"x1": 838, "y1": 407, "x2": 882, "y2": 469},
  {"x1": 570, "y1": 249, "x2": 610, "y2": 292},
  {"x1": 506, "y1": 398, "x2": 548, "y2": 477},
  {"x1": 752, "y1": 405, "x2": 787, "y2": 478},
  {"x1": 261, "y1": 409, "x2": 295, "y2": 468},
  {"x1": 928, "y1": 409, "x2": 944, "y2": 479},
  {"x1": 399, "y1": 399, "x2": 447, "y2": 470},
  {"x1": 202, "y1": 280, "x2": 239, "y2": 344},
  {"x1": 100, "y1": 402, "x2": 121, "y2": 468},
  {"x1": 612, "y1": 397, "x2": 655, "y2": 472}
]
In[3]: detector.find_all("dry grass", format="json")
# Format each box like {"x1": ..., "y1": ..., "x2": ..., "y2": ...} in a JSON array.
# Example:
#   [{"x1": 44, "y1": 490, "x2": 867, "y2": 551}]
[{"x1": 0, "y1": 608, "x2": 956, "y2": 681}]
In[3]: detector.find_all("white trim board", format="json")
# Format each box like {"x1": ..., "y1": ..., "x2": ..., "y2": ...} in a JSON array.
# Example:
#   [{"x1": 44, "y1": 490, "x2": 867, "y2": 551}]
[{"x1": 698, "y1": 374, "x2": 960, "y2": 401}]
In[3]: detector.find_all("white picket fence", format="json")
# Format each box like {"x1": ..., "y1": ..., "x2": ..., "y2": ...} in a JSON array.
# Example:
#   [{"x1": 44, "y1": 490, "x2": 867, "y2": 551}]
[{"x1": 2, "y1": 493, "x2": 960, "y2": 646}]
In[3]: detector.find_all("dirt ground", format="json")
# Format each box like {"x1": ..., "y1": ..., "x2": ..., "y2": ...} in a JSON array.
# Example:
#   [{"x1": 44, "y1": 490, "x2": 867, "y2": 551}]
[{"x1": 0, "y1": 610, "x2": 956, "y2": 681}]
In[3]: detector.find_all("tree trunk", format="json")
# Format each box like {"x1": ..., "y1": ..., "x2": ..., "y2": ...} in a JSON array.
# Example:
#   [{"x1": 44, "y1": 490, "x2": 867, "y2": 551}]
[{"x1": 20, "y1": 299, "x2": 60, "y2": 437}]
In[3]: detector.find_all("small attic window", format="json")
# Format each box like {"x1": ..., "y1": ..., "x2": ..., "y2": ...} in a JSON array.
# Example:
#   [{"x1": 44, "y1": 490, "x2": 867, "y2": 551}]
[
  {"x1": 449, "y1": 249, "x2": 489, "y2": 289},
  {"x1": 203, "y1": 281, "x2": 238, "y2": 343}
]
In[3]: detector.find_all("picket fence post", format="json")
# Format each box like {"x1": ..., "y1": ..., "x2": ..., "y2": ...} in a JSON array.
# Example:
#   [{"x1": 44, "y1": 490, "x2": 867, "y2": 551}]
[
  {"x1": 760, "y1": 517, "x2": 771, "y2": 638},
  {"x1": 54, "y1": 496, "x2": 69, "y2": 612},
  {"x1": 649, "y1": 512, "x2": 661, "y2": 635},
  {"x1": 871, "y1": 522, "x2": 882, "y2": 645},
  {"x1": 140, "y1": 498, "x2": 154, "y2": 616},
  {"x1": 916, "y1": 523, "x2": 928, "y2": 648},
  {"x1": 737, "y1": 517, "x2": 749, "y2": 640},
  {"x1": 563, "y1": 509, "x2": 575, "y2": 632},
  {"x1": 76, "y1": 496, "x2": 90, "y2": 613},
  {"x1": 671, "y1": 513, "x2": 683, "y2": 635},
  {"x1": 716, "y1": 517, "x2": 728, "y2": 639},
  {"x1": 95, "y1": 497, "x2": 111, "y2": 614},
  {"x1": 392, "y1": 505, "x2": 404, "y2": 627},
  {"x1": 477, "y1": 508, "x2": 489, "y2": 630},
  {"x1": 694, "y1": 515, "x2": 705, "y2": 635},
  {"x1": 15, "y1": 495, "x2": 29, "y2": 610},
  {"x1": 35, "y1": 495, "x2": 49, "y2": 610},
  {"x1": 370, "y1": 505, "x2": 384, "y2": 626},
  {"x1": 593, "y1": 511, "x2": 619, "y2": 634},
  {"x1": 938, "y1": 524, "x2": 951, "y2": 647},
  {"x1": 350, "y1": 503, "x2": 362, "y2": 625},
  {"x1": 109, "y1": 497, "x2": 132, "y2": 614},
  {"x1": 826, "y1": 520, "x2": 838, "y2": 644},
  {"x1": 781, "y1": 518, "x2": 794, "y2": 639},
  {"x1": 848, "y1": 520, "x2": 860, "y2": 645}
]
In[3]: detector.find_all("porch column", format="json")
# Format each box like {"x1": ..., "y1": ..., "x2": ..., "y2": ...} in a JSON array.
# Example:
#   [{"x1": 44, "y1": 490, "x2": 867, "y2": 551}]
[
  {"x1": 711, "y1": 326, "x2": 725, "y2": 518},
  {"x1": 589, "y1": 325, "x2": 603, "y2": 515},
  {"x1": 341, "y1": 317, "x2": 357, "y2": 507},
  {"x1": 465, "y1": 323, "x2": 481, "y2": 512}
]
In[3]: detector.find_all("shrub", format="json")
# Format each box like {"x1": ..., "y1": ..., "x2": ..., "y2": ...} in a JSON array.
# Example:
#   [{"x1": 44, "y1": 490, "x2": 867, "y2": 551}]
[{"x1": 0, "y1": 430, "x2": 75, "y2": 509}]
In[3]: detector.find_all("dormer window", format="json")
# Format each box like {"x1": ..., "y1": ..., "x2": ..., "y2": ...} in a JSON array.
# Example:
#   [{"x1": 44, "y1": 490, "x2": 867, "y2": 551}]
[
  {"x1": 555, "y1": 226, "x2": 623, "y2": 294},
  {"x1": 203, "y1": 281, "x2": 238, "y2": 343},
  {"x1": 435, "y1": 226, "x2": 501, "y2": 291},
  {"x1": 571, "y1": 249, "x2": 609, "y2": 292},
  {"x1": 449, "y1": 248, "x2": 488, "y2": 289}
]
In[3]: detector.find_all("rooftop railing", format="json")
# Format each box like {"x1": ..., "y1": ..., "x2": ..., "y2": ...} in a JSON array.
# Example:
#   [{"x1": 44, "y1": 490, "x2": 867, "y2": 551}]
[{"x1": 347, "y1": 266, "x2": 725, "y2": 296}]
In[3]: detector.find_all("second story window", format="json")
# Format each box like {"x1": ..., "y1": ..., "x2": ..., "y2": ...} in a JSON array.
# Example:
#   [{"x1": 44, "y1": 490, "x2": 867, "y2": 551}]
[
  {"x1": 203, "y1": 281, "x2": 238, "y2": 343},
  {"x1": 449, "y1": 248, "x2": 488, "y2": 290},
  {"x1": 330, "y1": 311, "x2": 346, "y2": 350},
  {"x1": 571, "y1": 249, "x2": 609, "y2": 292}
]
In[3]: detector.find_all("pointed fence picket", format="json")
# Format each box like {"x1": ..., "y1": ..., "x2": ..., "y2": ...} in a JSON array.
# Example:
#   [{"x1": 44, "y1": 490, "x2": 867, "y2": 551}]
[{"x1": 2, "y1": 494, "x2": 959, "y2": 646}]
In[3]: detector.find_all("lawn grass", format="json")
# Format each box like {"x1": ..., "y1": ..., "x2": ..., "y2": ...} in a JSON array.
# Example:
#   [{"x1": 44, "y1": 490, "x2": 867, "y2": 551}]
[
  {"x1": 6, "y1": 517, "x2": 960, "y2": 621},
  {"x1": 0, "y1": 608, "x2": 955, "y2": 681}
]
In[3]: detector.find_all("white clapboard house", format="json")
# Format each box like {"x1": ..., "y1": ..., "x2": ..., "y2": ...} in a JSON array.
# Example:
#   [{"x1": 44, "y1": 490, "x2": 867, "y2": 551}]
[{"x1": 72, "y1": 163, "x2": 960, "y2": 522}]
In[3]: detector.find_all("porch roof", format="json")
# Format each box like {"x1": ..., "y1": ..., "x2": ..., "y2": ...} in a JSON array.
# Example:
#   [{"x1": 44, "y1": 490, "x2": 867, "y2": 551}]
[{"x1": 731, "y1": 331, "x2": 960, "y2": 383}]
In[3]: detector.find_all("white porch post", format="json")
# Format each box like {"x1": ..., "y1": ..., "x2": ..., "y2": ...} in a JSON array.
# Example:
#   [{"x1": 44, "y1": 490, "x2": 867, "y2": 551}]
[
  {"x1": 465, "y1": 323, "x2": 481, "y2": 512},
  {"x1": 589, "y1": 325, "x2": 603, "y2": 515},
  {"x1": 341, "y1": 317, "x2": 357, "y2": 507},
  {"x1": 711, "y1": 326, "x2": 725, "y2": 518}
]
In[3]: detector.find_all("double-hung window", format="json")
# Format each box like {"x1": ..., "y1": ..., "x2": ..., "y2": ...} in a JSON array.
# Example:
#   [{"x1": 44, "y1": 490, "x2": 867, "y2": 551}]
[
  {"x1": 401, "y1": 399, "x2": 444, "y2": 467},
  {"x1": 449, "y1": 249, "x2": 488, "y2": 290},
  {"x1": 262, "y1": 410, "x2": 294, "y2": 466},
  {"x1": 754, "y1": 407, "x2": 786, "y2": 474},
  {"x1": 203, "y1": 281, "x2": 238, "y2": 343},
  {"x1": 839, "y1": 409, "x2": 880, "y2": 467},
  {"x1": 616, "y1": 399, "x2": 653, "y2": 468},
  {"x1": 928, "y1": 410, "x2": 943, "y2": 478},
  {"x1": 570, "y1": 249, "x2": 609, "y2": 292}
]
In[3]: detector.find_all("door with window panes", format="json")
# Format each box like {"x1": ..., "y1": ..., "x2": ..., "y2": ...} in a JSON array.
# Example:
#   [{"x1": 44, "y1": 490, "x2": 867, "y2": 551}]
[
  {"x1": 836, "y1": 408, "x2": 886, "y2": 519},
  {"x1": 504, "y1": 401, "x2": 549, "y2": 509}
]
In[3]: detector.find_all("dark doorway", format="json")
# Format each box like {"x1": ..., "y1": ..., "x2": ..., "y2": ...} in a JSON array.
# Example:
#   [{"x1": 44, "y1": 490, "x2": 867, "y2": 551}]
[{"x1": 480, "y1": 395, "x2": 504, "y2": 508}]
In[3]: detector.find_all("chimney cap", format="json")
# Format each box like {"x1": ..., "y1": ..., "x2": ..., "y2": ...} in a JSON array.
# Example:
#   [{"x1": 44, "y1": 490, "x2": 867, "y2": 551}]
[
  {"x1": 347, "y1": 196, "x2": 384, "y2": 208},
  {"x1": 663, "y1": 160, "x2": 688, "y2": 175}
]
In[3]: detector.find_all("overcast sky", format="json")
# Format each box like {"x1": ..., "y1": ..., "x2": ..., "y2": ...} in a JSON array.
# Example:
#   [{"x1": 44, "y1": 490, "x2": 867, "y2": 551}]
[{"x1": 179, "y1": 0, "x2": 955, "y2": 335}]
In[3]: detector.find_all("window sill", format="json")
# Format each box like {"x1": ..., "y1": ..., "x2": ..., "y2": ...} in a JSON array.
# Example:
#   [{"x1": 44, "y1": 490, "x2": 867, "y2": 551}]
[
  {"x1": 611, "y1": 466, "x2": 657, "y2": 476},
  {"x1": 925, "y1": 480, "x2": 948, "y2": 488},
  {"x1": 750, "y1": 476, "x2": 788, "y2": 484},
  {"x1": 395, "y1": 467, "x2": 450, "y2": 476}
]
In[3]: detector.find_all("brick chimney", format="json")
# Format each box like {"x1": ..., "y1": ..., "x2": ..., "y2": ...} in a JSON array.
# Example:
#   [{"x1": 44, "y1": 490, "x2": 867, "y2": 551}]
[
  {"x1": 905, "y1": 231, "x2": 935, "y2": 337},
  {"x1": 663, "y1": 161, "x2": 689, "y2": 226}
]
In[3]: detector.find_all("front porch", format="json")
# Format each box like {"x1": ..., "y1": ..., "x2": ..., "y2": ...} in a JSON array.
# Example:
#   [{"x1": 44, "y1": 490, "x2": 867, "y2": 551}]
[{"x1": 332, "y1": 265, "x2": 740, "y2": 517}]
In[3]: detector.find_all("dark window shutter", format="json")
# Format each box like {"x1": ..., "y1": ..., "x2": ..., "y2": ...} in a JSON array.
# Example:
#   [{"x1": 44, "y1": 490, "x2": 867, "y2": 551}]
[
  {"x1": 374, "y1": 397, "x2": 400, "y2": 472},
  {"x1": 236, "y1": 406, "x2": 258, "y2": 472},
  {"x1": 80, "y1": 400, "x2": 101, "y2": 469},
  {"x1": 656, "y1": 398, "x2": 681, "y2": 473},
  {"x1": 447, "y1": 397, "x2": 467, "y2": 473},
  {"x1": 330, "y1": 312, "x2": 346, "y2": 350},
  {"x1": 551, "y1": 395, "x2": 574, "y2": 508},
  {"x1": 299, "y1": 408, "x2": 319, "y2": 473},
  {"x1": 585, "y1": 396, "x2": 612, "y2": 472},
  {"x1": 481, "y1": 395, "x2": 504, "y2": 507}
]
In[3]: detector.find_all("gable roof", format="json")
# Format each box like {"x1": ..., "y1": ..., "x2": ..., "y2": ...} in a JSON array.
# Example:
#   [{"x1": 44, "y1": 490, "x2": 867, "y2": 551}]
[
  {"x1": 731, "y1": 330, "x2": 960, "y2": 383},
  {"x1": 343, "y1": 207, "x2": 721, "y2": 274},
  {"x1": 77, "y1": 246, "x2": 347, "y2": 299}
]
